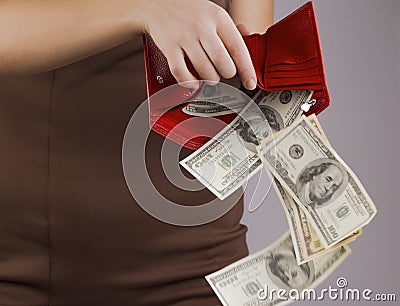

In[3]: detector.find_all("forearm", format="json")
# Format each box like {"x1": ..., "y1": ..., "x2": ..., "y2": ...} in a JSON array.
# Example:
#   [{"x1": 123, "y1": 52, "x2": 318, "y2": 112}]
[
  {"x1": 1, "y1": 0, "x2": 258, "y2": 89},
  {"x1": 0, "y1": 0, "x2": 146, "y2": 75},
  {"x1": 230, "y1": 0, "x2": 274, "y2": 34}
]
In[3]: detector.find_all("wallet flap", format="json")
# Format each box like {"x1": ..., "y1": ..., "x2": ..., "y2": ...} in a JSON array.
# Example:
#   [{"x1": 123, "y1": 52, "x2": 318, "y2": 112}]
[{"x1": 265, "y1": 2, "x2": 318, "y2": 69}]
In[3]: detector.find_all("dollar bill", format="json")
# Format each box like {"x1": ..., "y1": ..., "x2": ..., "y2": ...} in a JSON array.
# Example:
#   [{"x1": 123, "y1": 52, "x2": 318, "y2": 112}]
[
  {"x1": 272, "y1": 115, "x2": 362, "y2": 264},
  {"x1": 180, "y1": 90, "x2": 312, "y2": 200},
  {"x1": 182, "y1": 83, "x2": 253, "y2": 117},
  {"x1": 259, "y1": 116, "x2": 377, "y2": 248},
  {"x1": 307, "y1": 114, "x2": 328, "y2": 141},
  {"x1": 274, "y1": 178, "x2": 361, "y2": 264},
  {"x1": 183, "y1": 87, "x2": 313, "y2": 119},
  {"x1": 206, "y1": 231, "x2": 351, "y2": 306},
  {"x1": 180, "y1": 102, "x2": 268, "y2": 200},
  {"x1": 252, "y1": 90, "x2": 314, "y2": 130}
]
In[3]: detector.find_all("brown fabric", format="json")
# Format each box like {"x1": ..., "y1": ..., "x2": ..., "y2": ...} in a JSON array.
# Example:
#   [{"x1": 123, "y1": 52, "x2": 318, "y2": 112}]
[{"x1": 0, "y1": 2, "x2": 249, "y2": 306}]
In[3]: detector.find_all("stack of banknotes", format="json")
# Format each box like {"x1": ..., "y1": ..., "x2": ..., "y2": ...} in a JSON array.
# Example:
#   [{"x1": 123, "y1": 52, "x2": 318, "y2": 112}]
[{"x1": 180, "y1": 84, "x2": 377, "y2": 305}]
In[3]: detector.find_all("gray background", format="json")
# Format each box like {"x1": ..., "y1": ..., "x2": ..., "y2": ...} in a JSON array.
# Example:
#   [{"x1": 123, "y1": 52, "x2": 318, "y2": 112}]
[{"x1": 241, "y1": 0, "x2": 400, "y2": 304}]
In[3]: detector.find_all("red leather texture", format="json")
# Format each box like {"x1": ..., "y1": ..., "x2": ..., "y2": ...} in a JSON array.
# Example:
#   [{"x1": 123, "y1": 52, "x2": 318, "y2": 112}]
[{"x1": 143, "y1": 1, "x2": 330, "y2": 150}]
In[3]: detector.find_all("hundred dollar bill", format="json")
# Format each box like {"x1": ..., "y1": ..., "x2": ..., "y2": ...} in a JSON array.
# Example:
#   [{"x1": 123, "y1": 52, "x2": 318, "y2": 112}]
[
  {"x1": 252, "y1": 90, "x2": 314, "y2": 129},
  {"x1": 259, "y1": 116, "x2": 377, "y2": 248},
  {"x1": 307, "y1": 114, "x2": 328, "y2": 141},
  {"x1": 273, "y1": 115, "x2": 362, "y2": 264},
  {"x1": 180, "y1": 90, "x2": 313, "y2": 200},
  {"x1": 274, "y1": 178, "x2": 361, "y2": 264},
  {"x1": 182, "y1": 83, "x2": 253, "y2": 117},
  {"x1": 183, "y1": 87, "x2": 313, "y2": 119},
  {"x1": 180, "y1": 102, "x2": 270, "y2": 200},
  {"x1": 206, "y1": 231, "x2": 351, "y2": 306}
]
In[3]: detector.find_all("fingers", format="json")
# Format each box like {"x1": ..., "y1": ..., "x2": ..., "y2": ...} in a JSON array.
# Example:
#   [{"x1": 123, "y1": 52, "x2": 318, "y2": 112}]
[
  {"x1": 199, "y1": 35, "x2": 236, "y2": 79},
  {"x1": 217, "y1": 18, "x2": 257, "y2": 90},
  {"x1": 183, "y1": 42, "x2": 220, "y2": 85},
  {"x1": 151, "y1": 2, "x2": 257, "y2": 90},
  {"x1": 171, "y1": 30, "x2": 256, "y2": 90},
  {"x1": 165, "y1": 48, "x2": 199, "y2": 89}
]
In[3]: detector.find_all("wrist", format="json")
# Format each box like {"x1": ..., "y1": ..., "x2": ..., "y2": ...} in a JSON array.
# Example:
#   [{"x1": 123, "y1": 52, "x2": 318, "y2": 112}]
[
  {"x1": 123, "y1": 0, "x2": 150, "y2": 35},
  {"x1": 126, "y1": 0, "x2": 160, "y2": 35}
]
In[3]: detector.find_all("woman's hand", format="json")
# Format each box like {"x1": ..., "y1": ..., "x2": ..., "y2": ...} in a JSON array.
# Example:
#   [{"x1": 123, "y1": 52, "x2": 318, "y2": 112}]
[
  {"x1": 0, "y1": 0, "x2": 260, "y2": 86},
  {"x1": 142, "y1": 0, "x2": 257, "y2": 90}
]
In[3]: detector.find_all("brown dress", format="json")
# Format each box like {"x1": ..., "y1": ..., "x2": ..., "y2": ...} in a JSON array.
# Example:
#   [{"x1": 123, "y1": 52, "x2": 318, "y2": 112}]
[{"x1": 0, "y1": 2, "x2": 248, "y2": 305}]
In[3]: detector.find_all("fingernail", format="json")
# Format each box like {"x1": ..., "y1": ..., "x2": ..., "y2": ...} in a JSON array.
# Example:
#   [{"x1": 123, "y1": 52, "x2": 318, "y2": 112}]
[
  {"x1": 189, "y1": 80, "x2": 199, "y2": 90},
  {"x1": 246, "y1": 79, "x2": 256, "y2": 90},
  {"x1": 180, "y1": 80, "x2": 199, "y2": 90},
  {"x1": 205, "y1": 80, "x2": 219, "y2": 86}
]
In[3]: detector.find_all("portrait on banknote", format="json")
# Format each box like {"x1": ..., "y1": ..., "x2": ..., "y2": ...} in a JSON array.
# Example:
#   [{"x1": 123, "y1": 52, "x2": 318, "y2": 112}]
[
  {"x1": 233, "y1": 117, "x2": 270, "y2": 153},
  {"x1": 259, "y1": 105, "x2": 283, "y2": 132},
  {"x1": 233, "y1": 104, "x2": 278, "y2": 153},
  {"x1": 265, "y1": 235, "x2": 315, "y2": 291},
  {"x1": 233, "y1": 118, "x2": 266, "y2": 153},
  {"x1": 296, "y1": 158, "x2": 348, "y2": 209}
]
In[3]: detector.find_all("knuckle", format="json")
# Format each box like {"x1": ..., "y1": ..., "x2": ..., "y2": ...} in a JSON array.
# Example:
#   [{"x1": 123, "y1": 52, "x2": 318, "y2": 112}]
[
  {"x1": 210, "y1": 49, "x2": 226, "y2": 66},
  {"x1": 211, "y1": 6, "x2": 229, "y2": 21},
  {"x1": 193, "y1": 18, "x2": 208, "y2": 34},
  {"x1": 229, "y1": 42, "x2": 244, "y2": 57},
  {"x1": 238, "y1": 66, "x2": 250, "y2": 75},
  {"x1": 188, "y1": 13, "x2": 212, "y2": 36},
  {"x1": 210, "y1": 51, "x2": 236, "y2": 78},
  {"x1": 178, "y1": 32, "x2": 193, "y2": 46},
  {"x1": 238, "y1": 66, "x2": 254, "y2": 79}
]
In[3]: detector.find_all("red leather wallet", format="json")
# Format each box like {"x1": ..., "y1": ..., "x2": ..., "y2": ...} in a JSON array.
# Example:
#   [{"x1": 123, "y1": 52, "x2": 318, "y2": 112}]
[{"x1": 143, "y1": 1, "x2": 329, "y2": 150}]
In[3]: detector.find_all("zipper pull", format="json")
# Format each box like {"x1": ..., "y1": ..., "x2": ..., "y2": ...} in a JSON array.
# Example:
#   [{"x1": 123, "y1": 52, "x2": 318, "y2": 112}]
[{"x1": 301, "y1": 99, "x2": 317, "y2": 112}]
